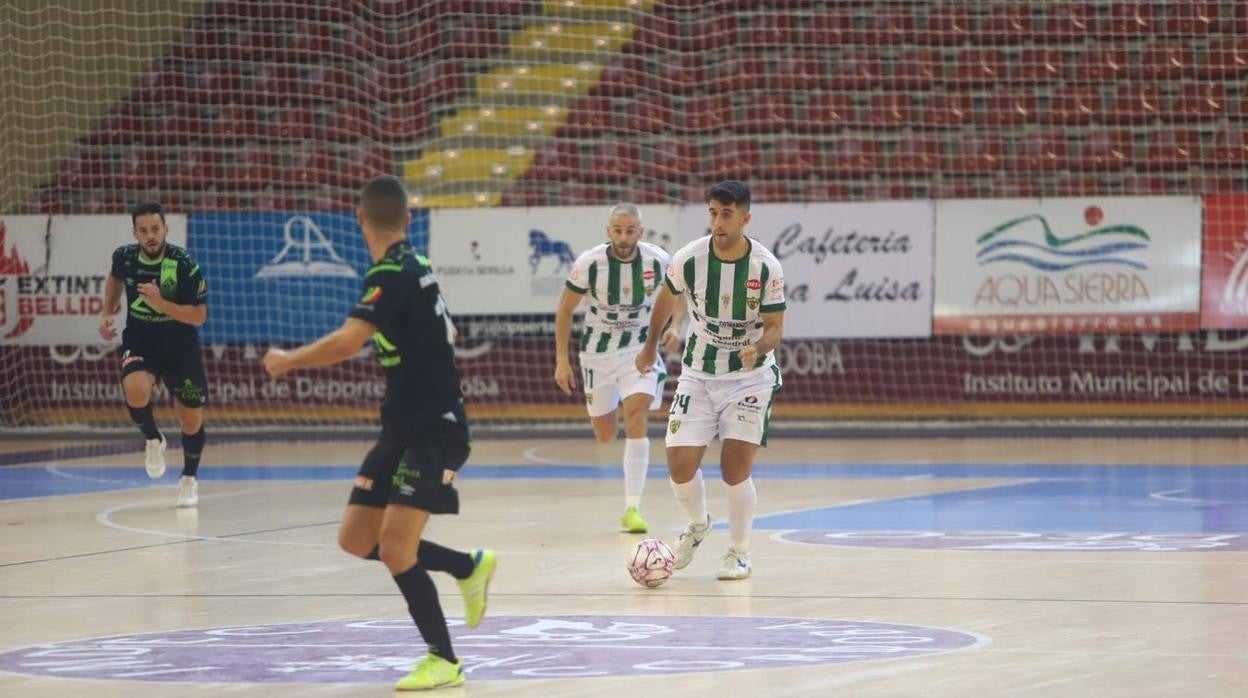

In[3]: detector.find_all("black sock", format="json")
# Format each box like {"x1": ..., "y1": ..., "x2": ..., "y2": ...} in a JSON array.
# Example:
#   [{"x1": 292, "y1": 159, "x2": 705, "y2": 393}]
[
  {"x1": 181, "y1": 427, "x2": 205, "y2": 477},
  {"x1": 418, "y1": 540, "x2": 475, "y2": 579},
  {"x1": 128, "y1": 403, "x2": 161, "y2": 441},
  {"x1": 392, "y1": 564, "x2": 456, "y2": 663}
]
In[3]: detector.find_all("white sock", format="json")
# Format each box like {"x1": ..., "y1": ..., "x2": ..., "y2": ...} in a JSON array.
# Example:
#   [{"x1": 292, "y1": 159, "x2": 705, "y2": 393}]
[
  {"x1": 725, "y1": 477, "x2": 757, "y2": 551},
  {"x1": 670, "y1": 469, "x2": 707, "y2": 527},
  {"x1": 622, "y1": 437, "x2": 648, "y2": 509}
]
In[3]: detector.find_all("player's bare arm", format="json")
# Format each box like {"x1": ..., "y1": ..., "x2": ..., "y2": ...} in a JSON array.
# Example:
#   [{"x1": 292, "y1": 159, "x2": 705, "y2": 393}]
[
  {"x1": 136, "y1": 281, "x2": 207, "y2": 326},
  {"x1": 98, "y1": 273, "x2": 124, "y2": 340},
  {"x1": 740, "y1": 310, "x2": 784, "y2": 370},
  {"x1": 660, "y1": 292, "x2": 686, "y2": 354},
  {"x1": 553, "y1": 285, "x2": 584, "y2": 395},
  {"x1": 634, "y1": 283, "x2": 677, "y2": 374},
  {"x1": 263, "y1": 317, "x2": 374, "y2": 377}
]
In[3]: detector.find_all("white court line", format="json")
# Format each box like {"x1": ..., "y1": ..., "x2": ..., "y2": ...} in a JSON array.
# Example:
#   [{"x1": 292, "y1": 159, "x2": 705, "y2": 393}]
[
  {"x1": 45, "y1": 464, "x2": 143, "y2": 486},
  {"x1": 1149, "y1": 489, "x2": 1230, "y2": 506},
  {"x1": 95, "y1": 491, "x2": 336, "y2": 549}
]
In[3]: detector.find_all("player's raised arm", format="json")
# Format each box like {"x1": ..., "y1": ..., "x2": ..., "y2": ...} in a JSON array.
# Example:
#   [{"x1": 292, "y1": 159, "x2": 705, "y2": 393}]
[
  {"x1": 99, "y1": 272, "x2": 123, "y2": 340},
  {"x1": 262, "y1": 317, "x2": 374, "y2": 377},
  {"x1": 553, "y1": 285, "x2": 584, "y2": 395}
]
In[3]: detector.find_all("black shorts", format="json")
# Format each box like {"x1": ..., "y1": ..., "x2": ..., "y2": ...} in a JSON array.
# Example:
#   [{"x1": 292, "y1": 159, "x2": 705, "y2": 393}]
[
  {"x1": 118, "y1": 337, "x2": 208, "y2": 408},
  {"x1": 349, "y1": 409, "x2": 471, "y2": 514}
]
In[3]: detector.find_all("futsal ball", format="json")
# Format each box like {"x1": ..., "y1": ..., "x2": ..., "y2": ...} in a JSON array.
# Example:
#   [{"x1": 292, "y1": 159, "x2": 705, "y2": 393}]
[{"x1": 627, "y1": 538, "x2": 675, "y2": 588}]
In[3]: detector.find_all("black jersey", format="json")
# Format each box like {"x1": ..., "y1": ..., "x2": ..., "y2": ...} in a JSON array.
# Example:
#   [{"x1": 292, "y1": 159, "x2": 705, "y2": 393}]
[
  {"x1": 110, "y1": 242, "x2": 206, "y2": 345},
  {"x1": 348, "y1": 241, "x2": 462, "y2": 420}
]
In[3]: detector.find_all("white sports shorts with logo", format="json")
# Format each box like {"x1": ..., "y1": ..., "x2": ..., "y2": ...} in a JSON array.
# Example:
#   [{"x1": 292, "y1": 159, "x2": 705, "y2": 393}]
[
  {"x1": 666, "y1": 364, "x2": 782, "y2": 447},
  {"x1": 579, "y1": 348, "x2": 667, "y2": 418}
]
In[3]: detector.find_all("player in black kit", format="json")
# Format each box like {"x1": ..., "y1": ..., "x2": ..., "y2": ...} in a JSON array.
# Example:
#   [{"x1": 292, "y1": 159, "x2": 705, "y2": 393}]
[
  {"x1": 262, "y1": 175, "x2": 496, "y2": 691},
  {"x1": 99, "y1": 202, "x2": 208, "y2": 508}
]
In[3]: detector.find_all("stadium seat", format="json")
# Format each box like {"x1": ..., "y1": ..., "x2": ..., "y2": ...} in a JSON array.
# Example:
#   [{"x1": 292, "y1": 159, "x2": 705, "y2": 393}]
[
  {"x1": 681, "y1": 94, "x2": 732, "y2": 134},
  {"x1": 856, "y1": 10, "x2": 917, "y2": 44},
  {"x1": 921, "y1": 93, "x2": 971, "y2": 128},
  {"x1": 614, "y1": 183, "x2": 670, "y2": 205},
  {"x1": 1199, "y1": 38, "x2": 1248, "y2": 78},
  {"x1": 1119, "y1": 175, "x2": 1170, "y2": 195},
  {"x1": 891, "y1": 49, "x2": 942, "y2": 90},
  {"x1": 889, "y1": 137, "x2": 941, "y2": 174},
  {"x1": 266, "y1": 106, "x2": 321, "y2": 142},
  {"x1": 1010, "y1": 48, "x2": 1065, "y2": 83},
  {"x1": 1071, "y1": 47, "x2": 1128, "y2": 82},
  {"x1": 644, "y1": 141, "x2": 698, "y2": 183},
  {"x1": 1165, "y1": 2, "x2": 1222, "y2": 36},
  {"x1": 1210, "y1": 129, "x2": 1248, "y2": 167},
  {"x1": 1045, "y1": 87, "x2": 1102, "y2": 125},
  {"x1": 226, "y1": 150, "x2": 280, "y2": 188},
  {"x1": 949, "y1": 136, "x2": 1005, "y2": 173},
  {"x1": 1104, "y1": 83, "x2": 1163, "y2": 124},
  {"x1": 281, "y1": 150, "x2": 338, "y2": 186},
  {"x1": 950, "y1": 49, "x2": 1005, "y2": 85},
  {"x1": 323, "y1": 102, "x2": 378, "y2": 142},
  {"x1": 655, "y1": 54, "x2": 705, "y2": 94},
  {"x1": 1013, "y1": 132, "x2": 1068, "y2": 171},
  {"x1": 1043, "y1": 3, "x2": 1094, "y2": 42},
  {"x1": 751, "y1": 182, "x2": 791, "y2": 203},
  {"x1": 742, "y1": 13, "x2": 798, "y2": 48},
  {"x1": 827, "y1": 138, "x2": 881, "y2": 176},
  {"x1": 706, "y1": 140, "x2": 760, "y2": 180},
  {"x1": 798, "y1": 182, "x2": 851, "y2": 202},
  {"x1": 626, "y1": 13, "x2": 676, "y2": 54},
  {"x1": 1137, "y1": 43, "x2": 1194, "y2": 79},
  {"x1": 1073, "y1": 130, "x2": 1133, "y2": 171},
  {"x1": 592, "y1": 55, "x2": 647, "y2": 97},
  {"x1": 771, "y1": 51, "x2": 825, "y2": 90},
  {"x1": 1055, "y1": 177, "x2": 1107, "y2": 196},
  {"x1": 586, "y1": 142, "x2": 642, "y2": 183},
  {"x1": 979, "y1": 90, "x2": 1037, "y2": 126},
  {"x1": 1172, "y1": 82, "x2": 1227, "y2": 121},
  {"x1": 1102, "y1": 2, "x2": 1156, "y2": 37},
  {"x1": 806, "y1": 12, "x2": 852, "y2": 46},
  {"x1": 118, "y1": 150, "x2": 167, "y2": 190},
  {"x1": 861, "y1": 93, "x2": 915, "y2": 129},
  {"x1": 1144, "y1": 129, "x2": 1199, "y2": 170},
  {"x1": 981, "y1": 4, "x2": 1033, "y2": 45},
  {"x1": 169, "y1": 150, "x2": 225, "y2": 191},
  {"x1": 757, "y1": 138, "x2": 822, "y2": 179},
  {"x1": 826, "y1": 49, "x2": 882, "y2": 89},
  {"x1": 499, "y1": 183, "x2": 549, "y2": 207},
  {"x1": 803, "y1": 91, "x2": 852, "y2": 132},
  {"x1": 620, "y1": 94, "x2": 674, "y2": 136},
  {"x1": 379, "y1": 101, "x2": 428, "y2": 142},
  {"x1": 527, "y1": 142, "x2": 582, "y2": 181},
  {"x1": 560, "y1": 97, "x2": 613, "y2": 138},
  {"x1": 685, "y1": 15, "x2": 737, "y2": 52},
  {"x1": 921, "y1": 5, "x2": 974, "y2": 46},
  {"x1": 741, "y1": 92, "x2": 796, "y2": 133}
]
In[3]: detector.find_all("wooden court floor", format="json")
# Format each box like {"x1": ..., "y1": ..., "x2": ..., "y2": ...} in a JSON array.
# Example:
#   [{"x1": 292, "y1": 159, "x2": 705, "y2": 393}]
[{"x1": 1, "y1": 436, "x2": 1246, "y2": 696}]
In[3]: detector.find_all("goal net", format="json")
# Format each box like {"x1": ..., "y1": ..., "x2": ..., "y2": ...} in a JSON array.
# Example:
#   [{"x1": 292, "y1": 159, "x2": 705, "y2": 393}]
[{"x1": 2, "y1": 0, "x2": 1247, "y2": 433}]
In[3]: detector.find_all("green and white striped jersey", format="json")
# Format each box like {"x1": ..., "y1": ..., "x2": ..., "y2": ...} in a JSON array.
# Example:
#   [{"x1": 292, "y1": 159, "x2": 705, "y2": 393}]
[
  {"x1": 566, "y1": 241, "x2": 671, "y2": 355},
  {"x1": 665, "y1": 236, "x2": 786, "y2": 378}
]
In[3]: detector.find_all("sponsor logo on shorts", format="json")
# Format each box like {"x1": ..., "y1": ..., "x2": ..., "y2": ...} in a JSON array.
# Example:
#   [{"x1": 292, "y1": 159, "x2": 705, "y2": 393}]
[
  {"x1": 669, "y1": 420, "x2": 681, "y2": 434},
  {"x1": 121, "y1": 353, "x2": 143, "y2": 367},
  {"x1": 585, "y1": 393, "x2": 594, "y2": 405},
  {"x1": 353, "y1": 476, "x2": 374, "y2": 491},
  {"x1": 176, "y1": 379, "x2": 204, "y2": 403}
]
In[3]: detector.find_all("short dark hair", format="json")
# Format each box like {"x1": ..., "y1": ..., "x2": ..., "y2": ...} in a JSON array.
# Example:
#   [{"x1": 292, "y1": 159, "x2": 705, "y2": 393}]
[
  {"x1": 360, "y1": 175, "x2": 410, "y2": 233},
  {"x1": 707, "y1": 180, "x2": 751, "y2": 211},
  {"x1": 130, "y1": 201, "x2": 165, "y2": 225}
]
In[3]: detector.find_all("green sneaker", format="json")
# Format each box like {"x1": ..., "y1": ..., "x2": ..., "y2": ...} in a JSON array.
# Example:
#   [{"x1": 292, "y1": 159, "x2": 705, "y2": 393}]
[
  {"x1": 620, "y1": 507, "x2": 648, "y2": 533},
  {"x1": 457, "y1": 548, "x2": 496, "y2": 629},
  {"x1": 395, "y1": 653, "x2": 464, "y2": 691}
]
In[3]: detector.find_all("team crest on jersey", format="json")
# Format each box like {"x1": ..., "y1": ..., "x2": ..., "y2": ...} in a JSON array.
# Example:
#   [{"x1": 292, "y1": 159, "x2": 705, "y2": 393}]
[
  {"x1": 746, "y1": 297, "x2": 760, "y2": 309},
  {"x1": 586, "y1": 394, "x2": 593, "y2": 405},
  {"x1": 622, "y1": 286, "x2": 631, "y2": 297},
  {"x1": 669, "y1": 420, "x2": 681, "y2": 434},
  {"x1": 769, "y1": 278, "x2": 783, "y2": 290},
  {"x1": 721, "y1": 294, "x2": 731, "y2": 307}
]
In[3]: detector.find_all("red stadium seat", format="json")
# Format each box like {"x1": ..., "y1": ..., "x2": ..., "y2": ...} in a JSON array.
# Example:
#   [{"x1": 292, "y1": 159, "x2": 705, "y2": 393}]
[
  {"x1": 742, "y1": 13, "x2": 798, "y2": 48},
  {"x1": 499, "y1": 183, "x2": 549, "y2": 207},
  {"x1": 826, "y1": 50, "x2": 882, "y2": 89},
  {"x1": 921, "y1": 93, "x2": 971, "y2": 128},
  {"x1": 266, "y1": 106, "x2": 320, "y2": 143},
  {"x1": 981, "y1": 4, "x2": 1033, "y2": 45},
  {"x1": 1055, "y1": 177, "x2": 1107, "y2": 196},
  {"x1": 1136, "y1": 43, "x2": 1194, "y2": 79},
  {"x1": 1144, "y1": 129, "x2": 1199, "y2": 171},
  {"x1": 1119, "y1": 175, "x2": 1170, "y2": 195},
  {"x1": 682, "y1": 94, "x2": 732, "y2": 134},
  {"x1": 1104, "y1": 83, "x2": 1162, "y2": 124},
  {"x1": 799, "y1": 182, "x2": 851, "y2": 202},
  {"x1": 118, "y1": 150, "x2": 167, "y2": 190},
  {"x1": 1073, "y1": 130, "x2": 1133, "y2": 171},
  {"x1": 227, "y1": 150, "x2": 280, "y2": 189},
  {"x1": 751, "y1": 182, "x2": 791, "y2": 203},
  {"x1": 209, "y1": 105, "x2": 260, "y2": 143},
  {"x1": 1172, "y1": 82, "x2": 1227, "y2": 121},
  {"x1": 1199, "y1": 39, "x2": 1248, "y2": 79},
  {"x1": 991, "y1": 177, "x2": 1042, "y2": 198},
  {"x1": 527, "y1": 142, "x2": 582, "y2": 181},
  {"x1": 706, "y1": 140, "x2": 760, "y2": 180},
  {"x1": 592, "y1": 56, "x2": 647, "y2": 97},
  {"x1": 1045, "y1": 87, "x2": 1102, "y2": 125},
  {"x1": 861, "y1": 93, "x2": 915, "y2": 129},
  {"x1": 950, "y1": 49, "x2": 1005, "y2": 85},
  {"x1": 620, "y1": 94, "x2": 674, "y2": 136},
  {"x1": 281, "y1": 150, "x2": 337, "y2": 186},
  {"x1": 644, "y1": 141, "x2": 698, "y2": 183},
  {"x1": 1070, "y1": 47, "x2": 1128, "y2": 82},
  {"x1": 1210, "y1": 130, "x2": 1248, "y2": 167},
  {"x1": 856, "y1": 10, "x2": 917, "y2": 44},
  {"x1": 586, "y1": 142, "x2": 641, "y2": 183},
  {"x1": 1013, "y1": 132, "x2": 1068, "y2": 171},
  {"x1": 614, "y1": 183, "x2": 670, "y2": 205},
  {"x1": 194, "y1": 189, "x2": 241, "y2": 211},
  {"x1": 757, "y1": 138, "x2": 822, "y2": 179},
  {"x1": 713, "y1": 55, "x2": 766, "y2": 92},
  {"x1": 626, "y1": 13, "x2": 676, "y2": 54},
  {"x1": 379, "y1": 101, "x2": 427, "y2": 142},
  {"x1": 1042, "y1": 3, "x2": 1094, "y2": 42},
  {"x1": 770, "y1": 51, "x2": 825, "y2": 90},
  {"x1": 740, "y1": 92, "x2": 796, "y2": 133},
  {"x1": 655, "y1": 54, "x2": 705, "y2": 95},
  {"x1": 560, "y1": 97, "x2": 613, "y2": 138},
  {"x1": 685, "y1": 15, "x2": 738, "y2": 52},
  {"x1": 169, "y1": 150, "x2": 225, "y2": 190},
  {"x1": 1010, "y1": 48, "x2": 1065, "y2": 83},
  {"x1": 555, "y1": 184, "x2": 608, "y2": 206},
  {"x1": 979, "y1": 90, "x2": 1037, "y2": 126},
  {"x1": 806, "y1": 12, "x2": 852, "y2": 46},
  {"x1": 827, "y1": 138, "x2": 880, "y2": 176},
  {"x1": 1102, "y1": 2, "x2": 1156, "y2": 37},
  {"x1": 920, "y1": 5, "x2": 974, "y2": 46},
  {"x1": 323, "y1": 102, "x2": 378, "y2": 143},
  {"x1": 1165, "y1": 2, "x2": 1223, "y2": 36},
  {"x1": 949, "y1": 136, "x2": 1005, "y2": 173},
  {"x1": 803, "y1": 92, "x2": 852, "y2": 132},
  {"x1": 892, "y1": 49, "x2": 941, "y2": 90},
  {"x1": 889, "y1": 137, "x2": 941, "y2": 174}
]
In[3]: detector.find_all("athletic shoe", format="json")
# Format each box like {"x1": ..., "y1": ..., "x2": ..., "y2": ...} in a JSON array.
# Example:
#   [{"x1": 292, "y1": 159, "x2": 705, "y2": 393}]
[
  {"x1": 395, "y1": 653, "x2": 464, "y2": 691},
  {"x1": 176, "y1": 476, "x2": 198, "y2": 508},
  {"x1": 144, "y1": 434, "x2": 166, "y2": 479},
  {"x1": 672, "y1": 513, "x2": 712, "y2": 570},
  {"x1": 716, "y1": 547, "x2": 751, "y2": 580},
  {"x1": 457, "y1": 548, "x2": 496, "y2": 629},
  {"x1": 620, "y1": 506, "x2": 648, "y2": 533}
]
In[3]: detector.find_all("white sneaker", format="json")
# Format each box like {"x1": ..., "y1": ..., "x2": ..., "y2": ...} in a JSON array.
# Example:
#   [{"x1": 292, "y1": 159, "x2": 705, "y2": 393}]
[
  {"x1": 672, "y1": 513, "x2": 712, "y2": 570},
  {"x1": 144, "y1": 434, "x2": 166, "y2": 479},
  {"x1": 716, "y1": 548, "x2": 751, "y2": 580},
  {"x1": 176, "y1": 476, "x2": 198, "y2": 508}
]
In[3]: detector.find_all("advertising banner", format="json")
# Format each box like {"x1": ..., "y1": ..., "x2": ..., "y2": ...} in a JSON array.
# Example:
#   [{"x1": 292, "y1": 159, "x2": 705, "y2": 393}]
[
  {"x1": 677, "y1": 202, "x2": 934, "y2": 338},
  {"x1": 934, "y1": 197, "x2": 1202, "y2": 335},
  {"x1": 188, "y1": 211, "x2": 427, "y2": 343},
  {"x1": 429, "y1": 205, "x2": 680, "y2": 314},
  {"x1": 1200, "y1": 194, "x2": 1248, "y2": 329},
  {"x1": 0, "y1": 215, "x2": 187, "y2": 345}
]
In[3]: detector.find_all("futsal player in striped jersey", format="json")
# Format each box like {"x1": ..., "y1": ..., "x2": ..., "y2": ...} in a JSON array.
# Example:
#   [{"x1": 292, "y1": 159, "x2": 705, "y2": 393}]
[
  {"x1": 634, "y1": 181, "x2": 786, "y2": 580},
  {"x1": 553, "y1": 203, "x2": 683, "y2": 534}
]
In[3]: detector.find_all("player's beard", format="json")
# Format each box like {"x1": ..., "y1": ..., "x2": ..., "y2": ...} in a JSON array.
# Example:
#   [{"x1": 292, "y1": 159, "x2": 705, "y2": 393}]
[
  {"x1": 611, "y1": 242, "x2": 636, "y2": 260},
  {"x1": 140, "y1": 240, "x2": 166, "y2": 260}
]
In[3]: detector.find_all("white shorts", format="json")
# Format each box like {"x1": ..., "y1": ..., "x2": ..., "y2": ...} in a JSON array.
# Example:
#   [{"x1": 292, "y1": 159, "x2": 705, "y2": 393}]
[
  {"x1": 580, "y1": 349, "x2": 667, "y2": 418},
  {"x1": 665, "y1": 365, "x2": 782, "y2": 447}
]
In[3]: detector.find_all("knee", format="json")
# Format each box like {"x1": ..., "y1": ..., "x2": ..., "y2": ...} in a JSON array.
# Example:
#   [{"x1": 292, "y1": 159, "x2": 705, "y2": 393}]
[
  {"x1": 338, "y1": 530, "x2": 374, "y2": 559},
  {"x1": 593, "y1": 429, "x2": 617, "y2": 445},
  {"x1": 377, "y1": 533, "x2": 416, "y2": 572}
]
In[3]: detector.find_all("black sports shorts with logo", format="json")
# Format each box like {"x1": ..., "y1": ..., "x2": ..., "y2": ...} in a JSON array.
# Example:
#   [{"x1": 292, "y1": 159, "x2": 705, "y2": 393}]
[
  {"x1": 349, "y1": 408, "x2": 470, "y2": 514},
  {"x1": 118, "y1": 333, "x2": 209, "y2": 408}
]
